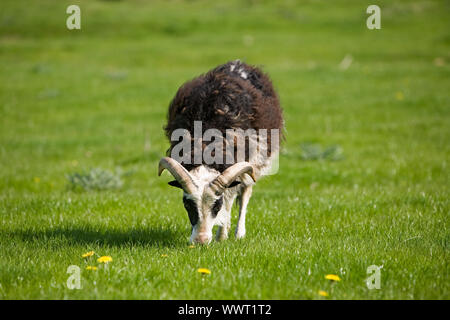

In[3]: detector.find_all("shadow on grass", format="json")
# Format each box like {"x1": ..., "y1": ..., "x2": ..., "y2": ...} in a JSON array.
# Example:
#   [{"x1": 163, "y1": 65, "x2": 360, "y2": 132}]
[{"x1": 8, "y1": 226, "x2": 187, "y2": 248}]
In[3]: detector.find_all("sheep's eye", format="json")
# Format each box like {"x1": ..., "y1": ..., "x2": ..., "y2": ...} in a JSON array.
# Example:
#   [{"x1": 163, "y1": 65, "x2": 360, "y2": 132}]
[
  {"x1": 211, "y1": 196, "x2": 223, "y2": 217},
  {"x1": 183, "y1": 197, "x2": 198, "y2": 226}
]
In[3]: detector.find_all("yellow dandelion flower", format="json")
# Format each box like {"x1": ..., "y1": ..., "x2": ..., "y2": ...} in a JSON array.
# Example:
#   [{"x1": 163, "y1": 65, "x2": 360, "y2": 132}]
[
  {"x1": 161, "y1": 254, "x2": 168, "y2": 257},
  {"x1": 318, "y1": 290, "x2": 329, "y2": 297},
  {"x1": 86, "y1": 266, "x2": 97, "y2": 271},
  {"x1": 325, "y1": 274, "x2": 341, "y2": 282},
  {"x1": 197, "y1": 268, "x2": 211, "y2": 275},
  {"x1": 97, "y1": 256, "x2": 113, "y2": 263},
  {"x1": 434, "y1": 57, "x2": 445, "y2": 67},
  {"x1": 82, "y1": 251, "x2": 95, "y2": 258},
  {"x1": 395, "y1": 91, "x2": 404, "y2": 101},
  {"x1": 188, "y1": 245, "x2": 195, "y2": 248}
]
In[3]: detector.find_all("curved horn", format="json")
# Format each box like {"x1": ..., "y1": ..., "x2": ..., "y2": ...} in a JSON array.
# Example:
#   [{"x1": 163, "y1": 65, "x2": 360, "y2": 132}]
[
  {"x1": 209, "y1": 162, "x2": 256, "y2": 195},
  {"x1": 158, "y1": 157, "x2": 197, "y2": 194}
]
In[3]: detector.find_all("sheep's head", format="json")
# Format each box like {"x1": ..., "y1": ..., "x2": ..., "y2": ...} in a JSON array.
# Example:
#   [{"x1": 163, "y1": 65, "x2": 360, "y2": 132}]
[{"x1": 158, "y1": 157, "x2": 255, "y2": 244}]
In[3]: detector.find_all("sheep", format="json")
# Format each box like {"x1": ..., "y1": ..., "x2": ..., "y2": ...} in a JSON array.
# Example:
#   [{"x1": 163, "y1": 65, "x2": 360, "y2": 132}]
[{"x1": 159, "y1": 60, "x2": 284, "y2": 244}]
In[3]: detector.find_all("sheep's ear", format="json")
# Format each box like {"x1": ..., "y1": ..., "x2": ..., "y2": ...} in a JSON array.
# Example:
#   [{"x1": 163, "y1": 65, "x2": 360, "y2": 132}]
[
  {"x1": 228, "y1": 181, "x2": 241, "y2": 188},
  {"x1": 168, "y1": 180, "x2": 183, "y2": 189}
]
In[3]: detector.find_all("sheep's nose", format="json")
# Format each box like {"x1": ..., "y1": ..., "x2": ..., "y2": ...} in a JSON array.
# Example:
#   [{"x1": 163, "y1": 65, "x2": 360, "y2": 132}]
[{"x1": 195, "y1": 233, "x2": 211, "y2": 244}]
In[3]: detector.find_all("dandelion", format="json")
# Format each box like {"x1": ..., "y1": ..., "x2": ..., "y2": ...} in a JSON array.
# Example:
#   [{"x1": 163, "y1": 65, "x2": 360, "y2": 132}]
[
  {"x1": 161, "y1": 254, "x2": 168, "y2": 257},
  {"x1": 318, "y1": 290, "x2": 329, "y2": 297},
  {"x1": 97, "y1": 256, "x2": 113, "y2": 264},
  {"x1": 86, "y1": 266, "x2": 97, "y2": 271},
  {"x1": 325, "y1": 274, "x2": 341, "y2": 282},
  {"x1": 395, "y1": 91, "x2": 404, "y2": 101},
  {"x1": 82, "y1": 251, "x2": 95, "y2": 258},
  {"x1": 188, "y1": 245, "x2": 195, "y2": 249},
  {"x1": 434, "y1": 57, "x2": 445, "y2": 67},
  {"x1": 197, "y1": 268, "x2": 211, "y2": 275}
]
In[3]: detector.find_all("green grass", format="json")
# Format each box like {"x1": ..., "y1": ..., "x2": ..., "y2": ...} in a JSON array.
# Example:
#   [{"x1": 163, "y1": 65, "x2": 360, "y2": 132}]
[{"x1": 0, "y1": 0, "x2": 449, "y2": 299}]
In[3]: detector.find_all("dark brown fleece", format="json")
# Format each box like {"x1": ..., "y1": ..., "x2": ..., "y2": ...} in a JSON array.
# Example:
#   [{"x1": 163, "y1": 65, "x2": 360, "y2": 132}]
[{"x1": 164, "y1": 60, "x2": 284, "y2": 172}]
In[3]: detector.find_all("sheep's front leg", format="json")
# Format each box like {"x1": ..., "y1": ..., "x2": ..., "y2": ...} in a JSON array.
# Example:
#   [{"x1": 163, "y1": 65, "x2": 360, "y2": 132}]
[{"x1": 235, "y1": 185, "x2": 253, "y2": 239}]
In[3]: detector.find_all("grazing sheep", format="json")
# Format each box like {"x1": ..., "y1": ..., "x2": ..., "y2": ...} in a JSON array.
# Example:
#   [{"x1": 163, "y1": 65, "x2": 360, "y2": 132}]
[{"x1": 159, "y1": 60, "x2": 284, "y2": 244}]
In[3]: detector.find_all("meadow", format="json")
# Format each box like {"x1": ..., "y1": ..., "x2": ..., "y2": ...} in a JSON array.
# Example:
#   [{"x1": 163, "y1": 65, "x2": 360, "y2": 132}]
[{"x1": 0, "y1": 0, "x2": 448, "y2": 299}]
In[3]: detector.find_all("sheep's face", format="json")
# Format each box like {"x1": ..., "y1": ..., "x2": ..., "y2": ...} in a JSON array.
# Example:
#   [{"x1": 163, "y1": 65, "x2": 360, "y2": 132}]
[
  {"x1": 182, "y1": 190, "x2": 224, "y2": 244},
  {"x1": 159, "y1": 157, "x2": 254, "y2": 244},
  {"x1": 169, "y1": 166, "x2": 228, "y2": 244}
]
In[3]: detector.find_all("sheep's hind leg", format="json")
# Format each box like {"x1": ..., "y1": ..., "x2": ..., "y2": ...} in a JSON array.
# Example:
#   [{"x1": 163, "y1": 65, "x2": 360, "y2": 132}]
[
  {"x1": 216, "y1": 200, "x2": 233, "y2": 241},
  {"x1": 235, "y1": 185, "x2": 253, "y2": 239},
  {"x1": 216, "y1": 224, "x2": 230, "y2": 241}
]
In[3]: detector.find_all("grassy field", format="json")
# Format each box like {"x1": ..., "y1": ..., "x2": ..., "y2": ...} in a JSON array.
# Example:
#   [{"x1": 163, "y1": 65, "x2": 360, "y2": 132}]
[{"x1": 0, "y1": 0, "x2": 449, "y2": 299}]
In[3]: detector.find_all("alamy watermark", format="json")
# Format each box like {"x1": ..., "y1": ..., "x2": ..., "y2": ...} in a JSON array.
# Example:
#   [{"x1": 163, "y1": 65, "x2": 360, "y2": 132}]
[
  {"x1": 66, "y1": 5, "x2": 81, "y2": 30},
  {"x1": 366, "y1": 265, "x2": 382, "y2": 289},
  {"x1": 65, "y1": 5, "x2": 380, "y2": 31},
  {"x1": 366, "y1": 5, "x2": 381, "y2": 30},
  {"x1": 66, "y1": 265, "x2": 82, "y2": 290},
  {"x1": 170, "y1": 121, "x2": 280, "y2": 175}
]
